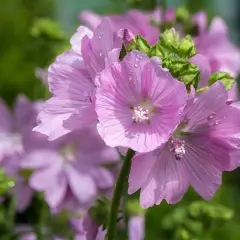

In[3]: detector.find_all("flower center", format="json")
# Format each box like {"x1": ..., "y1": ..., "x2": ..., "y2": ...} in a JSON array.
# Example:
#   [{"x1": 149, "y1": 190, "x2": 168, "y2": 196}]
[
  {"x1": 61, "y1": 144, "x2": 76, "y2": 162},
  {"x1": 168, "y1": 138, "x2": 186, "y2": 160},
  {"x1": 132, "y1": 106, "x2": 150, "y2": 123}
]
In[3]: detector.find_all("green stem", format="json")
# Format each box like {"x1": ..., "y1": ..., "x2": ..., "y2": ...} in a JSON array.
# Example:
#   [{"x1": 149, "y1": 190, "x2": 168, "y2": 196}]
[{"x1": 106, "y1": 149, "x2": 135, "y2": 240}]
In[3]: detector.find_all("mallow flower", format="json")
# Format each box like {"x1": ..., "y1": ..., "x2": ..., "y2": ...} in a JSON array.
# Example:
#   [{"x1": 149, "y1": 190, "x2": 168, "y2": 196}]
[
  {"x1": 0, "y1": 97, "x2": 49, "y2": 212},
  {"x1": 34, "y1": 18, "x2": 122, "y2": 140},
  {"x1": 79, "y1": 9, "x2": 160, "y2": 45},
  {"x1": 193, "y1": 12, "x2": 240, "y2": 99},
  {"x1": 128, "y1": 82, "x2": 240, "y2": 208},
  {"x1": 21, "y1": 127, "x2": 119, "y2": 211},
  {"x1": 95, "y1": 50, "x2": 187, "y2": 152}
]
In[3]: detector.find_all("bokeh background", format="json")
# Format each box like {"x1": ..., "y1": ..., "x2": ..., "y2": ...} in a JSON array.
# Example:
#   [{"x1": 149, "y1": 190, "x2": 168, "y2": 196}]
[{"x1": 1, "y1": 0, "x2": 240, "y2": 239}]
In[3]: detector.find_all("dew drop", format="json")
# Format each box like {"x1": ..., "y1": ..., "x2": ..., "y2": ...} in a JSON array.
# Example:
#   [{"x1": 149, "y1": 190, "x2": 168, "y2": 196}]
[
  {"x1": 134, "y1": 63, "x2": 138, "y2": 68},
  {"x1": 214, "y1": 120, "x2": 221, "y2": 125},
  {"x1": 98, "y1": 32, "x2": 104, "y2": 39},
  {"x1": 207, "y1": 112, "x2": 216, "y2": 120}
]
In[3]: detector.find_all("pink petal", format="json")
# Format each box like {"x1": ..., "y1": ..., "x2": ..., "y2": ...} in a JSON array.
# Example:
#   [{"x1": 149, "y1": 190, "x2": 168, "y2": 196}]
[
  {"x1": 34, "y1": 52, "x2": 96, "y2": 139},
  {"x1": 128, "y1": 153, "x2": 156, "y2": 194},
  {"x1": 44, "y1": 170, "x2": 67, "y2": 208},
  {"x1": 66, "y1": 164, "x2": 97, "y2": 204},
  {"x1": 183, "y1": 136, "x2": 230, "y2": 199},
  {"x1": 13, "y1": 181, "x2": 33, "y2": 212},
  {"x1": 183, "y1": 82, "x2": 228, "y2": 131},
  {"x1": 189, "y1": 54, "x2": 211, "y2": 88},
  {"x1": 79, "y1": 10, "x2": 102, "y2": 30},
  {"x1": 192, "y1": 11, "x2": 207, "y2": 34},
  {"x1": 129, "y1": 216, "x2": 145, "y2": 240},
  {"x1": 21, "y1": 150, "x2": 60, "y2": 168},
  {"x1": 89, "y1": 167, "x2": 114, "y2": 189},
  {"x1": 140, "y1": 146, "x2": 189, "y2": 208},
  {"x1": 70, "y1": 26, "x2": 93, "y2": 54}
]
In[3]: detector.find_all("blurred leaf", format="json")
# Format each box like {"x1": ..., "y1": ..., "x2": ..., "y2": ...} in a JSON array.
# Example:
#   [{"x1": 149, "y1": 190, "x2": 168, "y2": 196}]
[{"x1": 31, "y1": 18, "x2": 66, "y2": 40}]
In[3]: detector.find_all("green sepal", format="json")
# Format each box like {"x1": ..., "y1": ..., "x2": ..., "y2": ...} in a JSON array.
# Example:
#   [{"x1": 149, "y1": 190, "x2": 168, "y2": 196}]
[
  {"x1": 135, "y1": 35, "x2": 151, "y2": 53},
  {"x1": 178, "y1": 35, "x2": 197, "y2": 58},
  {"x1": 162, "y1": 56, "x2": 200, "y2": 87},
  {"x1": 88, "y1": 197, "x2": 110, "y2": 230},
  {"x1": 208, "y1": 71, "x2": 235, "y2": 90}
]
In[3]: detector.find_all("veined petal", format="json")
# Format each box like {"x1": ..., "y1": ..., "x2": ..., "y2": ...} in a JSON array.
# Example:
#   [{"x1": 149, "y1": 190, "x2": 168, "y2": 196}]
[
  {"x1": 66, "y1": 163, "x2": 97, "y2": 204},
  {"x1": 183, "y1": 135, "x2": 230, "y2": 199},
  {"x1": 70, "y1": 26, "x2": 93, "y2": 54}
]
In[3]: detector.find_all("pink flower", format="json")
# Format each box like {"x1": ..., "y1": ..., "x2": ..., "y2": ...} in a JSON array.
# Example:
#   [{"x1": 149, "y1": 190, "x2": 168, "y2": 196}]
[
  {"x1": 34, "y1": 18, "x2": 122, "y2": 140},
  {"x1": 71, "y1": 215, "x2": 106, "y2": 240},
  {"x1": 79, "y1": 9, "x2": 159, "y2": 45},
  {"x1": 194, "y1": 12, "x2": 240, "y2": 99},
  {"x1": 95, "y1": 50, "x2": 187, "y2": 152},
  {"x1": 21, "y1": 127, "x2": 119, "y2": 211},
  {"x1": 129, "y1": 82, "x2": 240, "y2": 208},
  {"x1": 0, "y1": 97, "x2": 49, "y2": 212}
]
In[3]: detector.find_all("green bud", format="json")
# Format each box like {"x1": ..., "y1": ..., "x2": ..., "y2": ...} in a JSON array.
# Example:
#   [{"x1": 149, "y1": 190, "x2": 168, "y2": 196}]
[
  {"x1": 208, "y1": 71, "x2": 235, "y2": 90},
  {"x1": 178, "y1": 35, "x2": 197, "y2": 59},
  {"x1": 136, "y1": 35, "x2": 150, "y2": 54},
  {"x1": 159, "y1": 29, "x2": 180, "y2": 55},
  {"x1": 176, "y1": 7, "x2": 190, "y2": 23}
]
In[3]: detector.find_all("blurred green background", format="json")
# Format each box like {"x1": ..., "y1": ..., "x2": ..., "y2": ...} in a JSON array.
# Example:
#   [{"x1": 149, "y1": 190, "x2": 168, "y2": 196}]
[{"x1": 1, "y1": 0, "x2": 240, "y2": 239}]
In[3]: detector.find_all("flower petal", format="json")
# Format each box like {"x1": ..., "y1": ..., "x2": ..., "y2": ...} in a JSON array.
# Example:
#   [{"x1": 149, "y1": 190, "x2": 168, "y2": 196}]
[
  {"x1": 129, "y1": 216, "x2": 145, "y2": 240},
  {"x1": 70, "y1": 26, "x2": 93, "y2": 54},
  {"x1": 66, "y1": 163, "x2": 97, "y2": 204},
  {"x1": 183, "y1": 135, "x2": 230, "y2": 199}
]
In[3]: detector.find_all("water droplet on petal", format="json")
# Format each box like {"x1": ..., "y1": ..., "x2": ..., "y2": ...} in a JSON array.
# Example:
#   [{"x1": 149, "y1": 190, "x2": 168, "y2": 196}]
[
  {"x1": 214, "y1": 120, "x2": 221, "y2": 125},
  {"x1": 208, "y1": 112, "x2": 216, "y2": 120},
  {"x1": 134, "y1": 63, "x2": 138, "y2": 68}
]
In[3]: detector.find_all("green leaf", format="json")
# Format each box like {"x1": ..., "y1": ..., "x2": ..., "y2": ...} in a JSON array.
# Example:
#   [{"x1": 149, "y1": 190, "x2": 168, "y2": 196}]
[
  {"x1": 127, "y1": 199, "x2": 145, "y2": 216},
  {"x1": 31, "y1": 18, "x2": 66, "y2": 40},
  {"x1": 0, "y1": 169, "x2": 15, "y2": 195},
  {"x1": 208, "y1": 72, "x2": 235, "y2": 90}
]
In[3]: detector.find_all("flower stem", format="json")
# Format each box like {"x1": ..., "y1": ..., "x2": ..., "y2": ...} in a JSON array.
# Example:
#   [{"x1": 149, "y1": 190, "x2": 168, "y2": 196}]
[{"x1": 106, "y1": 149, "x2": 135, "y2": 240}]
